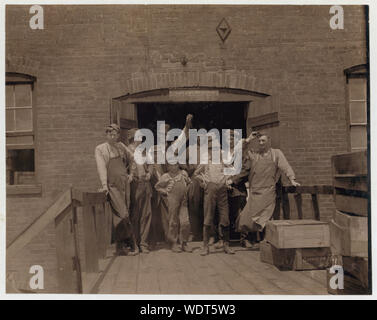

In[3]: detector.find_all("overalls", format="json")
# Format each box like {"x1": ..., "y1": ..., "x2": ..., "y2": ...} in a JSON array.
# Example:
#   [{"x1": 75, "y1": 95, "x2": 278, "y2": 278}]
[
  {"x1": 186, "y1": 164, "x2": 204, "y2": 241},
  {"x1": 165, "y1": 173, "x2": 190, "y2": 245},
  {"x1": 130, "y1": 163, "x2": 152, "y2": 249},
  {"x1": 107, "y1": 153, "x2": 135, "y2": 245}
]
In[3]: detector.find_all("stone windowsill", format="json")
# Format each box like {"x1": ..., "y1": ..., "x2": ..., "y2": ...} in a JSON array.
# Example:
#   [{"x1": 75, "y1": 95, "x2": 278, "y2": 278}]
[{"x1": 7, "y1": 184, "x2": 42, "y2": 196}]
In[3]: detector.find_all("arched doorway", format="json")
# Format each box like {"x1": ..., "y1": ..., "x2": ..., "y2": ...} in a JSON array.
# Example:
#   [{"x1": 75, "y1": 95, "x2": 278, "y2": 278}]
[{"x1": 110, "y1": 87, "x2": 279, "y2": 147}]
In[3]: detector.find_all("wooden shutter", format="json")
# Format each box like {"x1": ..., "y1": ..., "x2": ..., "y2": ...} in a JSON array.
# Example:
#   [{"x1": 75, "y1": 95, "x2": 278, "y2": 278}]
[
  {"x1": 246, "y1": 96, "x2": 280, "y2": 149},
  {"x1": 110, "y1": 99, "x2": 138, "y2": 145}
]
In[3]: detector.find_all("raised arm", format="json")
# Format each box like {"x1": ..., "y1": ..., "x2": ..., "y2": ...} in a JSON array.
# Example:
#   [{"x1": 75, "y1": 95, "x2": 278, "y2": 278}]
[{"x1": 171, "y1": 114, "x2": 193, "y2": 148}]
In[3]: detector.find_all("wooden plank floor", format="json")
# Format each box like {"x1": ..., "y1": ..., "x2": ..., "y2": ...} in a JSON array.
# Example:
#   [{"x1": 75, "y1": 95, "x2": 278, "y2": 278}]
[{"x1": 97, "y1": 242, "x2": 329, "y2": 295}]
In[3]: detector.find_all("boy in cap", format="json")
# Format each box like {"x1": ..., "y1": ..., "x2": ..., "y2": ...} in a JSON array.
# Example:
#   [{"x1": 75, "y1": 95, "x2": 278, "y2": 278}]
[
  {"x1": 95, "y1": 124, "x2": 138, "y2": 256},
  {"x1": 155, "y1": 157, "x2": 192, "y2": 253}
]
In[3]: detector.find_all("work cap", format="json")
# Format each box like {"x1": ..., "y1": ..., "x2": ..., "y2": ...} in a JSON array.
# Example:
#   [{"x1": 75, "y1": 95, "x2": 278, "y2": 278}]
[{"x1": 106, "y1": 123, "x2": 120, "y2": 133}]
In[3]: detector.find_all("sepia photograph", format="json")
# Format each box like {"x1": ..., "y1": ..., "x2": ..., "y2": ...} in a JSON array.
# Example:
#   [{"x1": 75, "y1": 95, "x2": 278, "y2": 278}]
[{"x1": 3, "y1": 2, "x2": 371, "y2": 298}]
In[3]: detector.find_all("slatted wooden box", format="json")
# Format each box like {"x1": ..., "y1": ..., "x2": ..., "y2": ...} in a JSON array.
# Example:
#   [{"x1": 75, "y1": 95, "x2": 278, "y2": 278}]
[
  {"x1": 332, "y1": 151, "x2": 368, "y2": 217},
  {"x1": 343, "y1": 256, "x2": 369, "y2": 289},
  {"x1": 260, "y1": 241, "x2": 331, "y2": 271},
  {"x1": 329, "y1": 211, "x2": 368, "y2": 258},
  {"x1": 265, "y1": 220, "x2": 330, "y2": 249}
]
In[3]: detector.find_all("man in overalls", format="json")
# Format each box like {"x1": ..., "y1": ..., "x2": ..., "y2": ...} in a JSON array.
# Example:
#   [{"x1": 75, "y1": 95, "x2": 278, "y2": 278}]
[
  {"x1": 227, "y1": 133, "x2": 300, "y2": 244},
  {"x1": 95, "y1": 124, "x2": 138, "y2": 256},
  {"x1": 128, "y1": 128, "x2": 153, "y2": 254}
]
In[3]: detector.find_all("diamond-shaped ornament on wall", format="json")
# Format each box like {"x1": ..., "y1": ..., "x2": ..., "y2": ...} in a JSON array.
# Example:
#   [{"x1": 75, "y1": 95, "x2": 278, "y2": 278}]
[{"x1": 216, "y1": 18, "x2": 231, "y2": 42}]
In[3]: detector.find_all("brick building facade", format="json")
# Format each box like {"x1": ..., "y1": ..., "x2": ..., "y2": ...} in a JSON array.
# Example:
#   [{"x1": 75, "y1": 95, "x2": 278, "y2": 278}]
[{"x1": 5, "y1": 5, "x2": 368, "y2": 292}]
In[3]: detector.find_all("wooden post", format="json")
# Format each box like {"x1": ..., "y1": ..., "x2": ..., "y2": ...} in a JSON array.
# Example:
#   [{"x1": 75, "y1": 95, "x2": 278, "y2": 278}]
[
  {"x1": 311, "y1": 194, "x2": 320, "y2": 221},
  {"x1": 82, "y1": 204, "x2": 99, "y2": 273},
  {"x1": 105, "y1": 202, "x2": 113, "y2": 251},
  {"x1": 294, "y1": 193, "x2": 303, "y2": 219},
  {"x1": 95, "y1": 204, "x2": 107, "y2": 259},
  {"x1": 71, "y1": 206, "x2": 83, "y2": 292},
  {"x1": 282, "y1": 190, "x2": 290, "y2": 220},
  {"x1": 55, "y1": 204, "x2": 82, "y2": 293},
  {"x1": 273, "y1": 179, "x2": 282, "y2": 220}
]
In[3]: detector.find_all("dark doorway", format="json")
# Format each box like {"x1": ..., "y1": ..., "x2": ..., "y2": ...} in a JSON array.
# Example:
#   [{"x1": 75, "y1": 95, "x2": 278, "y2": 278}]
[{"x1": 137, "y1": 102, "x2": 248, "y2": 143}]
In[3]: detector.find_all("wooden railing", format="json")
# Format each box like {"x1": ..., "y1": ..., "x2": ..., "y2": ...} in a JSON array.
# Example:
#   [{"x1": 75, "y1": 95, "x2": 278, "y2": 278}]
[
  {"x1": 7, "y1": 182, "x2": 336, "y2": 292},
  {"x1": 7, "y1": 188, "x2": 113, "y2": 293},
  {"x1": 274, "y1": 182, "x2": 334, "y2": 221}
]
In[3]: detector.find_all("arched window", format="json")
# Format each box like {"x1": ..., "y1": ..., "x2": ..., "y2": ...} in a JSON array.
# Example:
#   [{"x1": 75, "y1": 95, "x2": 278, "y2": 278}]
[
  {"x1": 6, "y1": 72, "x2": 36, "y2": 186},
  {"x1": 344, "y1": 64, "x2": 368, "y2": 152}
]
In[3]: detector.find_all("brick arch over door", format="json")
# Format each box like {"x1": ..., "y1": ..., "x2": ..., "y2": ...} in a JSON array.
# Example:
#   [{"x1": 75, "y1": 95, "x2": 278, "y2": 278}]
[
  {"x1": 112, "y1": 71, "x2": 280, "y2": 146},
  {"x1": 118, "y1": 71, "x2": 275, "y2": 97}
]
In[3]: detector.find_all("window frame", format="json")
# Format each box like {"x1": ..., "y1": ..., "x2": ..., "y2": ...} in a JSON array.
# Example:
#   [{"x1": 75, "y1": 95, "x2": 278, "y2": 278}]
[
  {"x1": 6, "y1": 72, "x2": 41, "y2": 195},
  {"x1": 344, "y1": 64, "x2": 368, "y2": 152}
]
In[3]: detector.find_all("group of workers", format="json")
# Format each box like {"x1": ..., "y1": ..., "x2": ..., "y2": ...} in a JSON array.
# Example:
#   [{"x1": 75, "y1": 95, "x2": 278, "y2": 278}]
[{"x1": 95, "y1": 114, "x2": 300, "y2": 256}]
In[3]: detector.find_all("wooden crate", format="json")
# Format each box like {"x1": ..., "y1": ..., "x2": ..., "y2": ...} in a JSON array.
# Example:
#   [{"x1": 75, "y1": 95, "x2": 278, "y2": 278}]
[
  {"x1": 265, "y1": 219, "x2": 330, "y2": 249},
  {"x1": 260, "y1": 241, "x2": 331, "y2": 271},
  {"x1": 332, "y1": 151, "x2": 369, "y2": 217},
  {"x1": 333, "y1": 175, "x2": 367, "y2": 192},
  {"x1": 332, "y1": 151, "x2": 367, "y2": 176},
  {"x1": 334, "y1": 193, "x2": 368, "y2": 217},
  {"x1": 329, "y1": 218, "x2": 368, "y2": 258},
  {"x1": 343, "y1": 256, "x2": 369, "y2": 289}
]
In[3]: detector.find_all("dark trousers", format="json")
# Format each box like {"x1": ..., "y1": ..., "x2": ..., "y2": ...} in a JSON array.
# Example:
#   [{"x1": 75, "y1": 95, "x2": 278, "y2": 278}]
[
  {"x1": 229, "y1": 195, "x2": 247, "y2": 239},
  {"x1": 130, "y1": 180, "x2": 152, "y2": 248},
  {"x1": 187, "y1": 178, "x2": 204, "y2": 241},
  {"x1": 204, "y1": 182, "x2": 229, "y2": 228},
  {"x1": 165, "y1": 192, "x2": 190, "y2": 245}
]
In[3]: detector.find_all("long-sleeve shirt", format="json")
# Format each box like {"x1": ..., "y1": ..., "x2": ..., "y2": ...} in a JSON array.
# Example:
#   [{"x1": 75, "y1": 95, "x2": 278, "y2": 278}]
[{"x1": 95, "y1": 142, "x2": 133, "y2": 188}]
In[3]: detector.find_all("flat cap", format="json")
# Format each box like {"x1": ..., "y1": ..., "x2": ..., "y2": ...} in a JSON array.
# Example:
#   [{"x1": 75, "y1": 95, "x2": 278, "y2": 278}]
[{"x1": 106, "y1": 123, "x2": 120, "y2": 133}]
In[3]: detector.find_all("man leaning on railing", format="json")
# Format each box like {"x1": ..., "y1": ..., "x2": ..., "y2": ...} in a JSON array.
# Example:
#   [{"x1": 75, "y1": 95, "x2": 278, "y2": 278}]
[{"x1": 227, "y1": 131, "x2": 300, "y2": 248}]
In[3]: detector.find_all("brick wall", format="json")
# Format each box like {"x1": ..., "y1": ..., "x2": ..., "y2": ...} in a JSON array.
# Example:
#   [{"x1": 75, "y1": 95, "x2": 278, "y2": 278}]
[{"x1": 5, "y1": 5, "x2": 367, "y2": 292}]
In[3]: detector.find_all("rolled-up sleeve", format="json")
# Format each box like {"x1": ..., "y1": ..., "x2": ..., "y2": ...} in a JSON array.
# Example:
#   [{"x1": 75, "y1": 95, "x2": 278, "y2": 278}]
[{"x1": 275, "y1": 149, "x2": 295, "y2": 180}]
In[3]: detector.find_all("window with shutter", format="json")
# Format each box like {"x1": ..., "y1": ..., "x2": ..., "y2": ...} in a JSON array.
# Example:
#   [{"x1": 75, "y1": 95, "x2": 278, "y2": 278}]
[
  {"x1": 344, "y1": 65, "x2": 368, "y2": 152},
  {"x1": 6, "y1": 73, "x2": 37, "y2": 186}
]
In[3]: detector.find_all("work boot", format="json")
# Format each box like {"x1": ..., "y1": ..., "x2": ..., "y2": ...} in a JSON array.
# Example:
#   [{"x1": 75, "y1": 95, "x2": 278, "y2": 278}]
[
  {"x1": 224, "y1": 241, "x2": 235, "y2": 254},
  {"x1": 128, "y1": 246, "x2": 139, "y2": 256},
  {"x1": 200, "y1": 246, "x2": 210, "y2": 256},
  {"x1": 200, "y1": 225, "x2": 211, "y2": 256},
  {"x1": 172, "y1": 243, "x2": 182, "y2": 253},
  {"x1": 240, "y1": 233, "x2": 253, "y2": 249},
  {"x1": 116, "y1": 242, "x2": 129, "y2": 256},
  {"x1": 221, "y1": 225, "x2": 235, "y2": 255},
  {"x1": 140, "y1": 245, "x2": 150, "y2": 254},
  {"x1": 182, "y1": 242, "x2": 193, "y2": 253},
  {"x1": 214, "y1": 240, "x2": 224, "y2": 249}
]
